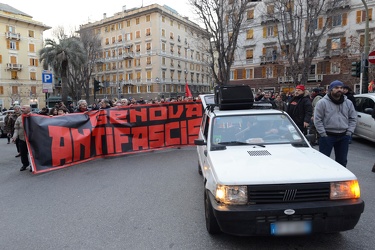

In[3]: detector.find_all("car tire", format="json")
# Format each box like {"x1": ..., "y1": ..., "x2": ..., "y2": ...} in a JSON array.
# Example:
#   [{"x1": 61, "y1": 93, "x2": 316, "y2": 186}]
[
  {"x1": 204, "y1": 190, "x2": 221, "y2": 234},
  {"x1": 198, "y1": 160, "x2": 202, "y2": 175}
]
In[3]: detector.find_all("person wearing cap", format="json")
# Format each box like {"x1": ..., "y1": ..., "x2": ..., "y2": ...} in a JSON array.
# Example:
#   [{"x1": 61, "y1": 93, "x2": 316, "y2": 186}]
[
  {"x1": 286, "y1": 84, "x2": 312, "y2": 134},
  {"x1": 313, "y1": 80, "x2": 357, "y2": 167}
]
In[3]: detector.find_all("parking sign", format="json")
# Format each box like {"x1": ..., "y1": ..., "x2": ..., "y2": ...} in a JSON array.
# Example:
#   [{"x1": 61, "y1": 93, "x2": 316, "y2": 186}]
[{"x1": 42, "y1": 71, "x2": 53, "y2": 83}]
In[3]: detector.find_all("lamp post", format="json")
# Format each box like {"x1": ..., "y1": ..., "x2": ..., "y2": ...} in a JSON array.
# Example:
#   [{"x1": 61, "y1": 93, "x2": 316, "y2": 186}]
[{"x1": 361, "y1": 0, "x2": 370, "y2": 93}]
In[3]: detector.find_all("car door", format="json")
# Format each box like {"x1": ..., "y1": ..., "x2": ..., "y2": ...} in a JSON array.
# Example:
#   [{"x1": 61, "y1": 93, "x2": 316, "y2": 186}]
[
  {"x1": 197, "y1": 113, "x2": 209, "y2": 169},
  {"x1": 355, "y1": 96, "x2": 375, "y2": 141}
]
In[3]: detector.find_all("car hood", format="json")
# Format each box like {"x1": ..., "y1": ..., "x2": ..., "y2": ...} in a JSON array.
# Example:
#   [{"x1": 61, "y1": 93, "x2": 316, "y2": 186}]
[{"x1": 207, "y1": 144, "x2": 356, "y2": 185}]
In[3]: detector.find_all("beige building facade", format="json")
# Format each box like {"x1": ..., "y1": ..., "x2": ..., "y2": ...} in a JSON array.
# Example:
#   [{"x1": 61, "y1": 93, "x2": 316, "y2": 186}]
[
  {"x1": 0, "y1": 3, "x2": 50, "y2": 110},
  {"x1": 79, "y1": 4, "x2": 212, "y2": 101}
]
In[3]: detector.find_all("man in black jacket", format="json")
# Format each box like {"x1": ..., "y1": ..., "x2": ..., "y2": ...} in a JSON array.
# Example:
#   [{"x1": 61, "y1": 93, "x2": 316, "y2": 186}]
[{"x1": 286, "y1": 85, "x2": 312, "y2": 134}]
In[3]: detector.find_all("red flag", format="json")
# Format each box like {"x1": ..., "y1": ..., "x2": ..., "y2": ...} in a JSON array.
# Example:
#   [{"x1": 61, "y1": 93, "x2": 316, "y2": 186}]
[
  {"x1": 185, "y1": 81, "x2": 192, "y2": 98},
  {"x1": 369, "y1": 80, "x2": 374, "y2": 92}
]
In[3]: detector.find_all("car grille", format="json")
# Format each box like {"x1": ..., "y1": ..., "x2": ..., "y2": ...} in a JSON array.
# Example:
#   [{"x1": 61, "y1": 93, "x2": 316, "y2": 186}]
[{"x1": 248, "y1": 183, "x2": 330, "y2": 204}]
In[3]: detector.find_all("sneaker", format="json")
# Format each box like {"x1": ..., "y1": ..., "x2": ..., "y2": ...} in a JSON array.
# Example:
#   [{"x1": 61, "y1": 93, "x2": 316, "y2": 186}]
[
  {"x1": 20, "y1": 166, "x2": 28, "y2": 171},
  {"x1": 15, "y1": 154, "x2": 21, "y2": 158}
]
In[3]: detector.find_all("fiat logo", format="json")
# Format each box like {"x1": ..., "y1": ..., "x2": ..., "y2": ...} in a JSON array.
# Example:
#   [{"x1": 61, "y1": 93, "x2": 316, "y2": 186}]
[{"x1": 284, "y1": 209, "x2": 295, "y2": 215}]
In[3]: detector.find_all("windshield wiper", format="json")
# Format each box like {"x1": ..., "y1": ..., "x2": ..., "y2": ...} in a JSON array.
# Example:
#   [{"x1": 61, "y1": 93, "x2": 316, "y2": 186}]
[{"x1": 218, "y1": 141, "x2": 265, "y2": 147}]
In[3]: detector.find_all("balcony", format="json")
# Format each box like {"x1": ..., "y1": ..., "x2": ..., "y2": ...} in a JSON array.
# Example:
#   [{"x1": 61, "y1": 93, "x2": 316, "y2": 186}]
[
  {"x1": 278, "y1": 74, "x2": 323, "y2": 83},
  {"x1": 259, "y1": 55, "x2": 277, "y2": 64},
  {"x1": 123, "y1": 52, "x2": 134, "y2": 59},
  {"x1": 5, "y1": 32, "x2": 21, "y2": 40},
  {"x1": 6, "y1": 63, "x2": 23, "y2": 70}
]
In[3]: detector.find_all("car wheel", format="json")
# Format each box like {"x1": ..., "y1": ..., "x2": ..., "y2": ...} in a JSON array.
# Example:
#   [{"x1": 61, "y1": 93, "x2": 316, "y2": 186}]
[
  {"x1": 198, "y1": 160, "x2": 202, "y2": 175},
  {"x1": 204, "y1": 190, "x2": 221, "y2": 234}
]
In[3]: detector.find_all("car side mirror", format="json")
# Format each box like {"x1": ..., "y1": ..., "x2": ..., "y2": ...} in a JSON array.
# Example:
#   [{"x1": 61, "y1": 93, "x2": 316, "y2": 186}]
[
  {"x1": 194, "y1": 139, "x2": 206, "y2": 146},
  {"x1": 364, "y1": 108, "x2": 374, "y2": 115}
]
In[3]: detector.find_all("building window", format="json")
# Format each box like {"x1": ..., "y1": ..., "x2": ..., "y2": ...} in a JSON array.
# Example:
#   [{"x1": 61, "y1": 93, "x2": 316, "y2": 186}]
[
  {"x1": 29, "y1": 58, "x2": 38, "y2": 66},
  {"x1": 28, "y1": 30, "x2": 34, "y2": 37},
  {"x1": 147, "y1": 85, "x2": 151, "y2": 93},
  {"x1": 146, "y1": 15, "x2": 151, "y2": 22},
  {"x1": 126, "y1": 20, "x2": 131, "y2": 27},
  {"x1": 170, "y1": 32, "x2": 174, "y2": 40},
  {"x1": 9, "y1": 41, "x2": 17, "y2": 50},
  {"x1": 118, "y1": 22, "x2": 123, "y2": 30},
  {"x1": 30, "y1": 72, "x2": 36, "y2": 80},
  {"x1": 247, "y1": 9, "x2": 254, "y2": 20},
  {"x1": 137, "y1": 86, "x2": 141, "y2": 93},
  {"x1": 146, "y1": 28, "x2": 151, "y2": 36},
  {"x1": 246, "y1": 29, "x2": 253, "y2": 40},
  {"x1": 147, "y1": 70, "x2": 152, "y2": 81},
  {"x1": 12, "y1": 85, "x2": 18, "y2": 94},
  {"x1": 170, "y1": 20, "x2": 173, "y2": 26},
  {"x1": 136, "y1": 18, "x2": 140, "y2": 25},
  {"x1": 246, "y1": 69, "x2": 253, "y2": 79},
  {"x1": 246, "y1": 49, "x2": 253, "y2": 60},
  {"x1": 230, "y1": 70, "x2": 234, "y2": 80},
  {"x1": 136, "y1": 31, "x2": 140, "y2": 39},
  {"x1": 332, "y1": 14, "x2": 342, "y2": 27},
  {"x1": 162, "y1": 57, "x2": 166, "y2": 65},
  {"x1": 162, "y1": 16, "x2": 165, "y2": 22},
  {"x1": 147, "y1": 57, "x2": 151, "y2": 65},
  {"x1": 331, "y1": 37, "x2": 341, "y2": 49}
]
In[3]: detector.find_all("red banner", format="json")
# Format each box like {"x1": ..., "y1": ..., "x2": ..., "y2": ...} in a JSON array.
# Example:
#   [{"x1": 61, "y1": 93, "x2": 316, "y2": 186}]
[{"x1": 24, "y1": 102, "x2": 203, "y2": 174}]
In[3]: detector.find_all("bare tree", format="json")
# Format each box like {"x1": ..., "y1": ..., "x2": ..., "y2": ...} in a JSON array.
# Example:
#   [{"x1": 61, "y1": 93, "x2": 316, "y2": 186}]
[
  {"x1": 70, "y1": 29, "x2": 102, "y2": 101},
  {"x1": 189, "y1": 0, "x2": 250, "y2": 85},
  {"x1": 268, "y1": 0, "x2": 343, "y2": 84}
]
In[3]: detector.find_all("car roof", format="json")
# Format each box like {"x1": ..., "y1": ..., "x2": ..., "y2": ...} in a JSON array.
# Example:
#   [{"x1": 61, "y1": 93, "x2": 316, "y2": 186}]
[
  {"x1": 199, "y1": 94, "x2": 282, "y2": 117},
  {"x1": 354, "y1": 93, "x2": 375, "y2": 99}
]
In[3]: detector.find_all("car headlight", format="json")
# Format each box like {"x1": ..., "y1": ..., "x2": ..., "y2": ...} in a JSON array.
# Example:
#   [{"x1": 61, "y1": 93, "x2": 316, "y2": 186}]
[
  {"x1": 330, "y1": 180, "x2": 360, "y2": 200},
  {"x1": 215, "y1": 185, "x2": 248, "y2": 205}
]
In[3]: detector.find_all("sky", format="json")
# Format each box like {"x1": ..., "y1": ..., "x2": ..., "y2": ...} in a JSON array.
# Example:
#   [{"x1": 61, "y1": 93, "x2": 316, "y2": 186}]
[{"x1": 2, "y1": 0, "x2": 196, "y2": 39}]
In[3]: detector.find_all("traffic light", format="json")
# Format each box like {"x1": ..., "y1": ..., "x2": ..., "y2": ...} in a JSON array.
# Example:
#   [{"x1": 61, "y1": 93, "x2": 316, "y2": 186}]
[
  {"x1": 351, "y1": 61, "x2": 361, "y2": 77},
  {"x1": 94, "y1": 79, "x2": 101, "y2": 92}
]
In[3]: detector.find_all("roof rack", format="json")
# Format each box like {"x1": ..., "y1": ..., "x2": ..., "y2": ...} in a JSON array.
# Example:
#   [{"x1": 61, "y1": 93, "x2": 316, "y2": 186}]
[{"x1": 207, "y1": 102, "x2": 272, "y2": 112}]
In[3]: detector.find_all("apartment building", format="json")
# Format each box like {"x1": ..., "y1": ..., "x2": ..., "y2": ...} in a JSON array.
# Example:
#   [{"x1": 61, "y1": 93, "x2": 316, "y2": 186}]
[
  {"x1": 0, "y1": 3, "x2": 50, "y2": 109},
  {"x1": 79, "y1": 4, "x2": 212, "y2": 101},
  {"x1": 230, "y1": 0, "x2": 375, "y2": 94}
]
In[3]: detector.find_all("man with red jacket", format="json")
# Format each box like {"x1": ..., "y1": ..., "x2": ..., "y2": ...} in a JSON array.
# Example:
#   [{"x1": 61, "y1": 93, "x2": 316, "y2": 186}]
[{"x1": 286, "y1": 85, "x2": 312, "y2": 135}]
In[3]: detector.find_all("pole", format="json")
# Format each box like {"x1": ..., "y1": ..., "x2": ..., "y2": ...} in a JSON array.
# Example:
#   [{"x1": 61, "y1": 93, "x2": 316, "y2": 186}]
[{"x1": 361, "y1": 0, "x2": 369, "y2": 94}]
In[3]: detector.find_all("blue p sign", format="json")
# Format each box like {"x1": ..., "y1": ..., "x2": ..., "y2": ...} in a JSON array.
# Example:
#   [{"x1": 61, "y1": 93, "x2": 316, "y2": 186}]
[{"x1": 42, "y1": 72, "x2": 53, "y2": 83}]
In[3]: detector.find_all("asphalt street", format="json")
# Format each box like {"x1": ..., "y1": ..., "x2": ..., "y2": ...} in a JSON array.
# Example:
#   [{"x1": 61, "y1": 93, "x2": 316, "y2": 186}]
[{"x1": 0, "y1": 136, "x2": 374, "y2": 249}]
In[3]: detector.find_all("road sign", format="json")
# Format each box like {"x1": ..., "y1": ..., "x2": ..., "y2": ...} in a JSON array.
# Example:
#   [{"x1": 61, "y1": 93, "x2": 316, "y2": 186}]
[
  {"x1": 368, "y1": 51, "x2": 375, "y2": 64},
  {"x1": 42, "y1": 71, "x2": 53, "y2": 83}
]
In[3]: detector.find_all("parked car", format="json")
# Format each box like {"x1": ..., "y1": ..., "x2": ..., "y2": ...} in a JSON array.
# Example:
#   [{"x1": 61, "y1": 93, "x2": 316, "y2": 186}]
[
  {"x1": 354, "y1": 93, "x2": 375, "y2": 143},
  {"x1": 194, "y1": 90, "x2": 364, "y2": 236},
  {"x1": 0, "y1": 110, "x2": 15, "y2": 138}
]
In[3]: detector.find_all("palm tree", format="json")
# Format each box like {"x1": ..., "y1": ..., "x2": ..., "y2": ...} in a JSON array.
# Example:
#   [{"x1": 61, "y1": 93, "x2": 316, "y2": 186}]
[{"x1": 39, "y1": 37, "x2": 86, "y2": 104}]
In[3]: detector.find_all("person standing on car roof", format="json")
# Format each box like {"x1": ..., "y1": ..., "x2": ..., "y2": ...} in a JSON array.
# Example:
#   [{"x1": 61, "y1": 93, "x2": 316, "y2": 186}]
[
  {"x1": 314, "y1": 80, "x2": 357, "y2": 167},
  {"x1": 286, "y1": 85, "x2": 312, "y2": 135}
]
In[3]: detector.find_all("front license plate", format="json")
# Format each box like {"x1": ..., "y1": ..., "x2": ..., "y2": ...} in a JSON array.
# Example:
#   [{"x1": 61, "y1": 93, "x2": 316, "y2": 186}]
[{"x1": 270, "y1": 221, "x2": 312, "y2": 236}]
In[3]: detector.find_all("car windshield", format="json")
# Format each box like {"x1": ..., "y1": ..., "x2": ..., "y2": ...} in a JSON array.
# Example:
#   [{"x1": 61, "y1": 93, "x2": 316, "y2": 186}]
[{"x1": 211, "y1": 114, "x2": 304, "y2": 145}]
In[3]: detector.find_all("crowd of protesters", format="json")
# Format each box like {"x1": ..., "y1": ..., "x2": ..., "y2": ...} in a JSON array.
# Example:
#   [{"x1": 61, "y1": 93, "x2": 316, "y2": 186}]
[{"x1": 33, "y1": 96, "x2": 199, "y2": 116}]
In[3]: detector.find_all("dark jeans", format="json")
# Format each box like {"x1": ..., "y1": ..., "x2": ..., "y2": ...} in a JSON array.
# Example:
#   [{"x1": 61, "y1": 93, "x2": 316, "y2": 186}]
[
  {"x1": 19, "y1": 139, "x2": 29, "y2": 167},
  {"x1": 319, "y1": 135, "x2": 350, "y2": 167}
]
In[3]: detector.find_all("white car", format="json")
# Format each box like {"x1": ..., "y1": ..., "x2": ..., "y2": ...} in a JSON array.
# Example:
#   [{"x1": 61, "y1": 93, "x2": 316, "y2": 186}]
[
  {"x1": 354, "y1": 93, "x2": 375, "y2": 142},
  {"x1": 195, "y1": 92, "x2": 364, "y2": 236}
]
